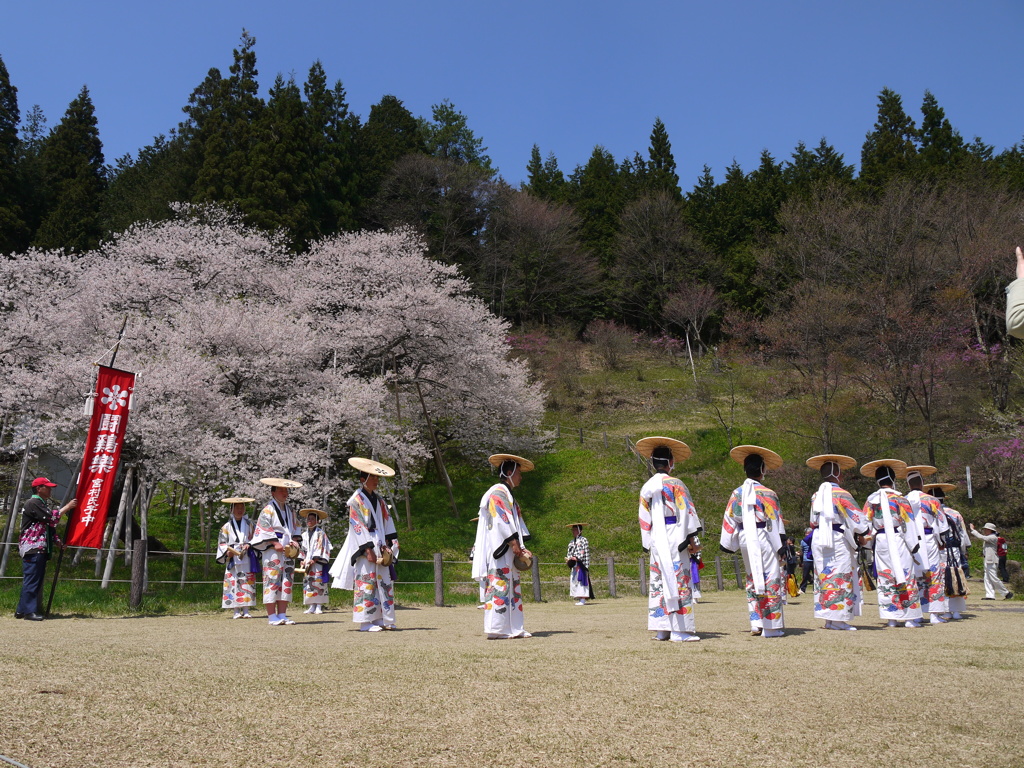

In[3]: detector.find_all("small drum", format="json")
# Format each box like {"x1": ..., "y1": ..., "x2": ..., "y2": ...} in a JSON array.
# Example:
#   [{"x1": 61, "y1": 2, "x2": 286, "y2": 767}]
[
  {"x1": 283, "y1": 542, "x2": 300, "y2": 559},
  {"x1": 513, "y1": 552, "x2": 533, "y2": 571},
  {"x1": 378, "y1": 548, "x2": 394, "y2": 567}
]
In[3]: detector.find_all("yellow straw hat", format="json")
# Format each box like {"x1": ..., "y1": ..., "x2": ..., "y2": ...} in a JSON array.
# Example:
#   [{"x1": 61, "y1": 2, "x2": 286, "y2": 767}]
[
  {"x1": 565, "y1": 522, "x2": 589, "y2": 529},
  {"x1": 348, "y1": 457, "x2": 396, "y2": 477},
  {"x1": 923, "y1": 482, "x2": 957, "y2": 494},
  {"x1": 259, "y1": 478, "x2": 303, "y2": 489},
  {"x1": 905, "y1": 464, "x2": 937, "y2": 480},
  {"x1": 859, "y1": 459, "x2": 908, "y2": 480},
  {"x1": 220, "y1": 497, "x2": 255, "y2": 504},
  {"x1": 299, "y1": 508, "x2": 328, "y2": 520},
  {"x1": 805, "y1": 454, "x2": 856, "y2": 471},
  {"x1": 635, "y1": 436, "x2": 692, "y2": 464},
  {"x1": 488, "y1": 454, "x2": 535, "y2": 472},
  {"x1": 730, "y1": 445, "x2": 783, "y2": 471}
]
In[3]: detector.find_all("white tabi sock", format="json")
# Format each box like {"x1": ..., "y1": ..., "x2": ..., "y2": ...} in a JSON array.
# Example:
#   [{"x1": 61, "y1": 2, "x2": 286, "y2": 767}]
[
  {"x1": 651, "y1": 631, "x2": 670, "y2": 641},
  {"x1": 670, "y1": 631, "x2": 700, "y2": 642},
  {"x1": 268, "y1": 613, "x2": 279, "y2": 624}
]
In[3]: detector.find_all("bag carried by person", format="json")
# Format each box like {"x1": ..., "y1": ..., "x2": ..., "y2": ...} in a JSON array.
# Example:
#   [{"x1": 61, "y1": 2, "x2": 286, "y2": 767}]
[
  {"x1": 945, "y1": 562, "x2": 970, "y2": 597},
  {"x1": 858, "y1": 547, "x2": 876, "y2": 592},
  {"x1": 786, "y1": 574, "x2": 799, "y2": 597}
]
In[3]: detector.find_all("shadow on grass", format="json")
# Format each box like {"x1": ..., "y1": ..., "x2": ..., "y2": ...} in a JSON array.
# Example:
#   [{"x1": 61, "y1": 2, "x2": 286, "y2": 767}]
[{"x1": 526, "y1": 630, "x2": 574, "y2": 637}]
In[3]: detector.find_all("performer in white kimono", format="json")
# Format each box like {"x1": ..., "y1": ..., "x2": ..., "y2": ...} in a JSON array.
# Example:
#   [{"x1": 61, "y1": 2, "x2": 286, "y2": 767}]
[
  {"x1": 250, "y1": 477, "x2": 304, "y2": 626},
  {"x1": 860, "y1": 460, "x2": 923, "y2": 628},
  {"x1": 330, "y1": 458, "x2": 400, "y2": 632},
  {"x1": 925, "y1": 483, "x2": 970, "y2": 619},
  {"x1": 721, "y1": 445, "x2": 787, "y2": 638},
  {"x1": 806, "y1": 454, "x2": 870, "y2": 631},
  {"x1": 299, "y1": 508, "x2": 332, "y2": 614},
  {"x1": 565, "y1": 523, "x2": 593, "y2": 606},
  {"x1": 637, "y1": 437, "x2": 702, "y2": 642},
  {"x1": 215, "y1": 496, "x2": 258, "y2": 618},
  {"x1": 472, "y1": 453, "x2": 535, "y2": 640},
  {"x1": 905, "y1": 465, "x2": 950, "y2": 624}
]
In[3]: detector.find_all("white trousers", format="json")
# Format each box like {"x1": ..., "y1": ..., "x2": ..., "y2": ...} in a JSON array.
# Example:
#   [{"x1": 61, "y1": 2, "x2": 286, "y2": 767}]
[{"x1": 983, "y1": 561, "x2": 1010, "y2": 599}]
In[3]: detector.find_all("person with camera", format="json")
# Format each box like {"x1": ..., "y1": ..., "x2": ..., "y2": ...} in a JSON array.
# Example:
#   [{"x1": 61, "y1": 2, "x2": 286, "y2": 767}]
[
  {"x1": 471, "y1": 454, "x2": 534, "y2": 639},
  {"x1": 330, "y1": 458, "x2": 400, "y2": 632},
  {"x1": 250, "y1": 477, "x2": 304, "y2": 625}
]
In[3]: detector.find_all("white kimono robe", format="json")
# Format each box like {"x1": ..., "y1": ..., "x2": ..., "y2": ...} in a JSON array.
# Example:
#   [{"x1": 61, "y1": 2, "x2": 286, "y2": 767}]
[
  {"x1": 943, "y1": 505, "x2": 970, "y2": 613},
  {"x1": 641, "y1": 473, "x2": 701, "y2": 633},
  {"x1": 864, "y1": 490, "x2": 922, "y2": 621},
  {"x1": 809, "y1": 483, "x2": 869, "y2": 622},
  {"x1": 472, "y1": 483, "x2": 531, "y2": 638},
  {"x1": 250, "y1": 500, "x2": 302, "y2": 605},
  {"x1": 300, "y1": 526, "x2": 333, "y2": 606},
  {"x1": 567, "y1": 535, "x2": 592, "y2": 599},
  {"x1": 906, "y1": 490, "x2": 949, "y2": 614},
  {"x1": 215, "y1": 516, "x2": 257, "y2": 609},
  {"x1": 721, "y1": 481, "x2": 785, "y2": 630},
  {"x1": 330, "y1": 489, "x2": 399, "y2": 626}
]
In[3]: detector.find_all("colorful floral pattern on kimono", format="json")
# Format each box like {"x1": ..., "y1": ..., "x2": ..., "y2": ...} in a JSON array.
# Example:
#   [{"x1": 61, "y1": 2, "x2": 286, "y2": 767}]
[
  {"x1": 487, "y1": 490, "x2": 513, "y2": 525},
  {"x1": 353, "y1": 574, "x2": 382, "y2": 617},
  {"x1": 486, "y1": 565, "x2": 523, "y2": 614},
  {"x1": 877, "y1": 569, "x2": 920, "y2": 613},
  {"x1": 262, "y1": 550, "x2": 293, "y2": 603},
  {"x1": 649, "y1": 558, "x2": 693, "y2": 618},
  {"x1": 814, "y1": 565, "x2": 854, "y2": 614},
  {"x1": 917, "y1": 566, "x2": 946, "y2": 609},
  {"x1": 222, "y1": 569, "x2": 256, "y2": 608},
  {"x1": 746, "y1": 573, "x2": 784, "y2": 621}
]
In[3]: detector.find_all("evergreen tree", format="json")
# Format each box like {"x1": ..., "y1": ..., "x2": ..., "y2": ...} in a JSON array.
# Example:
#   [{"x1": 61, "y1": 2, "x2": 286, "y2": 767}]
[
  {"x1": 33, "y1": 86, "x2": 106, "y2": 252},
  {"x1": 524, "y1": 145, "x2": 565, "y2": 201},
  {"x1": 916, "y1": 90, "x2": 966, "y2": 177},
  {"x1": 420, "y1": 99, "x2": 492, "y2": 170},
  {"x1": 243, "y1": 73, "x2": 311, "y2": 245},
  {"x1": 783, "y1": 138, "x2": 854, "y2": 194},
  {"x1": 304, "y1": 62, "x2": 360, "y2": 237},
  {"x1": 860, "y1": 87, "x2": 918, "y2": 191},
  {"x1": 564, "y1": 145, "x2": 623, "y2": 271},
  {"x1": 0, "y1": 54, "x2": 27, "y2": 253},
  {"x1": 16, "y1": 104, "x2": 48, "y2": 243},
  {"x1": 102, "y1": 132, "x2": 192, "y2": 235},
  {"x1": 358, "y1": 94, "x2": 426, "y2": 217},
  {"x1": 646, "y1": 117, "x2": 681, "y2": 200},
  {"x1": 192, "y1": 30, "x2": 263, "y2": 204}
]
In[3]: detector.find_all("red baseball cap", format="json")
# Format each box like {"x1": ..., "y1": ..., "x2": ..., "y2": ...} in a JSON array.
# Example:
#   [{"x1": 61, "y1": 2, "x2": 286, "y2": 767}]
[{"x1": 31, "y1": 477, "x2": 57, "y2": 488}]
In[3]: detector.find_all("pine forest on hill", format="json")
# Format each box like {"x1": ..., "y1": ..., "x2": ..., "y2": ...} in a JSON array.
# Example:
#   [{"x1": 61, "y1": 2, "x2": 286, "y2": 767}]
[{"x1": 3, "y1": 31, "x2": 1024, "y2": 549}]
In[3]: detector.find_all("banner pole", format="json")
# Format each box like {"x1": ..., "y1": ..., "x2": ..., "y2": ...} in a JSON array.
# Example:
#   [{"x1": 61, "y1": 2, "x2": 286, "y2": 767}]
[
  {"x1": 108, "y1": 315, "x2": 128, "y2": 369},
  {"x1": 43, "y1": 456, "x2": 83, "y2": 617}
]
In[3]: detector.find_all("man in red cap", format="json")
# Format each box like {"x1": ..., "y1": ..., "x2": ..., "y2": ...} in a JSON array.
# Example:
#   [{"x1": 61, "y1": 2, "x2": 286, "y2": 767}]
[{"x1": 15, "y1": 478, "x2": 77, "y2": 620}]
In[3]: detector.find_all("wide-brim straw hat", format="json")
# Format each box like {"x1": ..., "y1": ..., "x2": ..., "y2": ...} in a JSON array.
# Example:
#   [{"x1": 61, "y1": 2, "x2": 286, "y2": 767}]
[
  {"x1": 565, "y1": 522, "x2": 589, "y2": 529},
  {"x1": 905, "y1": 464, "x2": 937, "y2": 479},
  {"x1": 730, "y1": 445, "x2": 783, "y2": 471},
  {"x1": 488, "y1": 454, "x2": 535, "y2": 472},
  {"x1": 299, "y1": 508, "x2": 328, "y2": 520},
  {"x1": 348, "y1": 457, "x2": 396, "y2": 477},
  {"x1": 859, "y1": 459, "x2": 907, "y2": 480},
  {"x1": 635, "y1": 436, "x2": 691, "y2": 464},
  {"x1": 469, "y1": 517, "x2": 479, "y2": 523},
  {"x1": 924, "y1": 482, "x2": 957, "y2": 494},
  {"x1": 983, "y1": 522, "x2": 998, "y2": 532},
  {"x1": 220, "y1": 497, "x2": 255, "y2": 504},
  {"x1": 805, "y1": 454, "x2": 856, "y2": 471},
  {"x1": 259, "y1": 478, "x2": 303, "y2": 489}
]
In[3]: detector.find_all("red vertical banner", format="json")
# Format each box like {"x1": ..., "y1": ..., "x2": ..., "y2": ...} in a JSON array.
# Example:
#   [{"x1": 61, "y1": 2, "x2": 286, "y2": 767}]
[{"x1": 65, "y1": 366, "x2": 136, "y2": 548}]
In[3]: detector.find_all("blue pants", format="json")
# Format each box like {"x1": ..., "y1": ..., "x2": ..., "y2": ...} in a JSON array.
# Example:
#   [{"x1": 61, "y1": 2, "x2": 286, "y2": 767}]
[{"x1": 17, "y1": 552, "x2": 48, "y2": 615}]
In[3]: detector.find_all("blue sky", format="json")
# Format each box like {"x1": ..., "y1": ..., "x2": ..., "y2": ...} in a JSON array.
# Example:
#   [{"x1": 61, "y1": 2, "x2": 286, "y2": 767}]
[{"x1": 2, "y1": 2, "x2": 1022, "y2": 187}]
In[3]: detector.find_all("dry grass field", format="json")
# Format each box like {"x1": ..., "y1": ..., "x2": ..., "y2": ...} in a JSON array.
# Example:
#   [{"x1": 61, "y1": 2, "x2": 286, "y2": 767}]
[{"x1": 1, "y1": 591, "x2": 1021, "y2": 768}]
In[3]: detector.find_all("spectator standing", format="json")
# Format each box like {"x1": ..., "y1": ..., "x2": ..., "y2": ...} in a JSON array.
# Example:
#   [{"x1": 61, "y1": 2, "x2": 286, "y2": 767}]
[
  {"x1": 15, "y1": 477, "x2": 77, "y2": 621},
  {"x1": 970, "y1": 523, "x2": 1013, "y2": 600},
  {"x1": 798, "y1": 528, "x2": 814, "y2": 595}
]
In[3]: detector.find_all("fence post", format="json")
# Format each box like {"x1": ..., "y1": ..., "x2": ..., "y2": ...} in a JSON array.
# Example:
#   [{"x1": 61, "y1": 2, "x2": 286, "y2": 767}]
[
  {"x1": 607, "y1": 556, "x2": 617, "y2": 597},
  {"x1": 715, "y1": 555, "x2": 724, "y2": 591},
  {"x1": 578, "y1": 427, "x2": 584, "y2": 444},
  {"x1": 733, "y1": 554, "x2": 744, "y2": 589},
  {"x1": 638, "y1": 556, "x2": 648, "y2": 597},
  {"x1": 433, "y1": 552, "x2": 443, "y2": 606},
  {"x1": 129, "y1": 539, "x2": 147, "y2": 609},
  {"x1": 531, "y1": 557, "x2": 542, "y2": 602},
  {"x1": 603, "y1": 431, "x2": 608, "y2": 449},
  {"x1": 556, "y1": 423, "x2": 560, "y2": 438}
]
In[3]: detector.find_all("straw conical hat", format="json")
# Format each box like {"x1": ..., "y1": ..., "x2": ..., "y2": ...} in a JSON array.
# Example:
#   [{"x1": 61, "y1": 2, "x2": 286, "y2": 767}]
[
  {"x1": 635, "y1": 436, "x2": 691, "y2": 464},
  {"x1": 905, "y1": 465, "x2": 937, "y2": 479},
  {"x1": 488, "y1": 454, "x2": 535, "y2": 472},
  {"x1": 220, "y1": 497, "x2": 255, "y2": 504},
  {"x1": 730, "y1": 445, "x2": 783, "y2": 471},
  {"x1": 259, "y1": 478, "x2": 303, "y2": 489},
  {"x1": 805, "y1": 454, "x2": 856, "y2": 471},
  {"x1": 565, "y1": 522, "x2": 589, "y2": 529},
  {"x1": 348, "y1": 457, "x2": 395, "y2": 477},
  {"x1": 859, "y1": 459, "x2": 907, "y2": 480},
  {"x1": 299, "y1": 508, "x2": 328, "y2": 520},
  {"x1": 923, "y1": 482, "x2": 957, "y2": 494}
]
